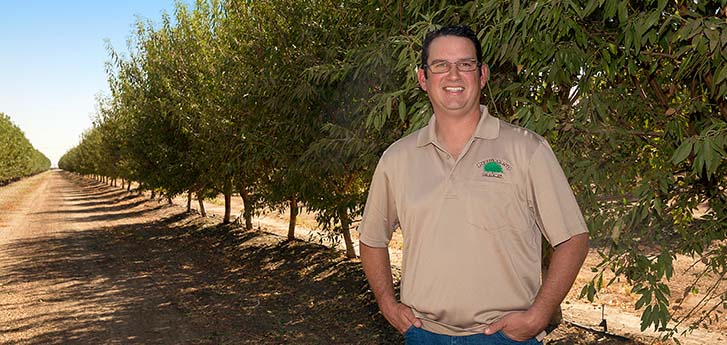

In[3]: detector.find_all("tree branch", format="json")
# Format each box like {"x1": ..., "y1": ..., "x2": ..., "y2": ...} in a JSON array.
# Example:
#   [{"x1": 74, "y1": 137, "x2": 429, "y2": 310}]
[{"x1": 647, "y1": 74, "x2": 670, "y2": 107}]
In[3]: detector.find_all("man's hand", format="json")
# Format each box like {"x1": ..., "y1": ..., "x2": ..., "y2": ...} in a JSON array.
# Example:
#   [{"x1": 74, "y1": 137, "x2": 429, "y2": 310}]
[
  {"x1": 381, "y1": 301, "x2": 422, "y2": 334},
  {"x1": 483, "y1": 311, "x2": 545, "y2": 341}
]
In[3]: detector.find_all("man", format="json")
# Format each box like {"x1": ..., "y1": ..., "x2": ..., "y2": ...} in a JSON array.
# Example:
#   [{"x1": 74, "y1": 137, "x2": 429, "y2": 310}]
[{"x1": 358, "y1": 24, "x2": 589, "y2": 344}]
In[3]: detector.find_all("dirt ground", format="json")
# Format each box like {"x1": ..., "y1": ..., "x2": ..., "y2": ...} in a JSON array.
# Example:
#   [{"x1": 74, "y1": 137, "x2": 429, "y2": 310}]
[
  {"x1": 0, "y1": 171, "x2": 719, "y2": 344},
  {"x1": 193, "y1": 188, "x2": 727, "y2": 344}
]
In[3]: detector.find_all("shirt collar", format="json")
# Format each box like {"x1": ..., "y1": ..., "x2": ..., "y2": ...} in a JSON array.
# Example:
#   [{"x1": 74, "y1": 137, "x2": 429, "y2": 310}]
[{"x1": 416, "y1": 105, "x2": 499, "y2": 147}]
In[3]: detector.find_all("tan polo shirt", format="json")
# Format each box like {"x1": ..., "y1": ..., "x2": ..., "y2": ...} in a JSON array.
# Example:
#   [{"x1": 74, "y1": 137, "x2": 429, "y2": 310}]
[{"x1": 358, "y1": 106, "x2": 588, "y2": 337}]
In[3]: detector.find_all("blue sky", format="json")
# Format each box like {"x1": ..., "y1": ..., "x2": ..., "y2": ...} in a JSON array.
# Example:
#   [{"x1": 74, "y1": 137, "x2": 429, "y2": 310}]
[{"x1": 0, "y1": 1, "x2": 188, "y2": 166}]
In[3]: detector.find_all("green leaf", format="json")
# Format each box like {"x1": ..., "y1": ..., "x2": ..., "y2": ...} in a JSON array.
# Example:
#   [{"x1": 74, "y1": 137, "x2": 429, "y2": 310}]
[
  {"x1": 645, "y1": 10, "x2": 659, "y2": 30},
  {"x1": 706, "y1": 28, "x2": 719, "y2": 52},
  {"x1": 703, "y1": 138, "x2": 718, "y2": 177},
  {"x1": 714, "y1": 64, "x2": 727, "y2": 86},
  {"x1": 641, "y1": 305, "x2": 653, "y2": 331},
  {"x1": 617, "y1": 1, "x2": 628, "y2": 24},
  {"x1": 636, "y1": 294, "x2": 647, "y2": 309},
  {"x1": 671, "y1": 139, "x2": 693, "y2": 164},
  {"x1": 654, "y1": 197, "x2": 664, "y2": 216},
  {"x1": 604, "y1": 0, "x2": 617, "y2": 19},
  {"x1": 384, "y1": 96, "x2": 392, "y2": 119},
  {"x1": 398, "y1": 97, "x2": 407, "y2": 122},
  {"x1": 511, "y1": 0, "x2": 520, "y2": 18}
]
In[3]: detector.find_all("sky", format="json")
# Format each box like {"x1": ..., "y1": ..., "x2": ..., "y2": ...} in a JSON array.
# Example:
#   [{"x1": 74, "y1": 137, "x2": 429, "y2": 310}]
[{"x1": 0, "y1": 1, "x2": 189, "y2": 167}]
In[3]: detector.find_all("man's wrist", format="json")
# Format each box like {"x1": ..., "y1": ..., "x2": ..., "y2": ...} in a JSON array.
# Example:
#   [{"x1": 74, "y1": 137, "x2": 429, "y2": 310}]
[
  {"x1": 377, "y1": 296, "x2": 398, "y2": 314},
  {"x1": 524, "y1": 307, "x2": 550, "y2": 331}
]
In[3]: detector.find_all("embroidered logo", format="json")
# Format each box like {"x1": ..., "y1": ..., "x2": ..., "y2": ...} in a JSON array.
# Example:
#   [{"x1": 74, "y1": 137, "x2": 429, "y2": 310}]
[
  {"x1": 476, "y1": 159, "x2": 512, "y2": 178},
  {"x1": 483, "y1": 162, "x2": 503, "y2": 173}
]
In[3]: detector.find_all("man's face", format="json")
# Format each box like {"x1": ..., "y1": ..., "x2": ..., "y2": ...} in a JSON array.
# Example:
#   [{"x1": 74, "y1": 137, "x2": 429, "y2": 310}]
[{"x1": 417, "y1": 35, "x2": 488, "y2": 118}]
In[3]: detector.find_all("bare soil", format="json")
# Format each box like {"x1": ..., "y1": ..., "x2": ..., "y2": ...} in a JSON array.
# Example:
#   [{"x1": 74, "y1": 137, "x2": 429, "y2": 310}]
[
  {"x1": 192, "y1": 191, "x2": 727, "y2": 344},
  {"x1": 0, "y1": 171, "x2": 714, "y2": 344}
]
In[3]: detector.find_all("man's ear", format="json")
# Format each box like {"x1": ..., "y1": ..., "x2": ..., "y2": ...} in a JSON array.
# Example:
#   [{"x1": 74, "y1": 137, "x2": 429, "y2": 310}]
[
  {"x1": 480, "y1": 64, "x2": 489, "y2": 89},
  {"x1": 417, "y1": 67, "x2": 428, "y2": 91}
]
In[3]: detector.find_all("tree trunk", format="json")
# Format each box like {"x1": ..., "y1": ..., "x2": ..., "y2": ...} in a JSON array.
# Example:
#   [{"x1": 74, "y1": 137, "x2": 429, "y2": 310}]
[
  {"x1": 127, "y1": 181, "x2": 132, "y2": 192},
  {"x1": 187, "y1": 191, "x2": 192, "y2": 213},
  {"x1": 197, "y1": 193, "x2": 207, "y2": 217},
  {"x1": 223, "y1": 180, "x2": 232, "y2": 224},
  {"x1": 287, "y1": 196, "x2": 298, "y2": 240},
  {"x1": 150, "y1": 190, "x2": 156, "y2": 200},
  {"x1": 240, "y1": 187, "x2": 253, "y2": 230},
  {"x1": 341, "y1": 210, "x2": 356, "y2": 258},
  {"x1": 542, "y1": 237, "x2": 562, "y2": 331},
  {"x1": 167, "y1": 196, "x2": 173, "y2": 205}
]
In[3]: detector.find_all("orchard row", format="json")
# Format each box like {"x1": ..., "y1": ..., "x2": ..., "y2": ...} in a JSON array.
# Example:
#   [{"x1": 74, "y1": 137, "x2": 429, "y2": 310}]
[{"x1": 0, "y1": 113, "x2": 51, "y2": 184}]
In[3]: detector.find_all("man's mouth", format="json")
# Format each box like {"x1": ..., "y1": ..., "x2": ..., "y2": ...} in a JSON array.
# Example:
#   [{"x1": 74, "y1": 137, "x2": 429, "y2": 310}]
[{"x1": 444, "y1": 87, "x2": 464, "y2": 92}]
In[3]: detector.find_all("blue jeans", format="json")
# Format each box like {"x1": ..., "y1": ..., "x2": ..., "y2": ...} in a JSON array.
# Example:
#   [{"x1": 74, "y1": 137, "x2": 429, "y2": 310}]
[{"x1": 404, "y1": 326, "x2": 541, "y2": 345}]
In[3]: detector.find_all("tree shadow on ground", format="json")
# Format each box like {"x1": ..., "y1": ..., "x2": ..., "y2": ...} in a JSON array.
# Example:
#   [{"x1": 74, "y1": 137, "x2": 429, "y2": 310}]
[
  {"x1": 0, "y1": 176, "x2": 640, "y2": 344},
  {"x1": 35, "y1": 199, "x2": 150, "y2": 215},
  {"x1": 0, "y1": 203, "x2": 400, "y2": 344},
  {"x1": 0, "y1": 213, "x2": 208, "y2": 344}
]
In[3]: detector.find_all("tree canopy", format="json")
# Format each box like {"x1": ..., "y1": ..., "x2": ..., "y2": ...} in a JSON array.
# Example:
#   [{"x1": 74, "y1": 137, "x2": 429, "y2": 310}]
[{"x1": 0, "y1": 112, "x2": 51, "y2": 183}]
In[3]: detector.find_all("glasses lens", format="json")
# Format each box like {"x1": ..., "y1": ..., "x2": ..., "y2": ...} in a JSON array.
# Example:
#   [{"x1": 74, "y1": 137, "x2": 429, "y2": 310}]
[
  {"x1": 430, "y1": 62, "x2": 449, "y2": 73},
  {"x1": 457, "y1": 61, "x2": 477, "y2": 71}
]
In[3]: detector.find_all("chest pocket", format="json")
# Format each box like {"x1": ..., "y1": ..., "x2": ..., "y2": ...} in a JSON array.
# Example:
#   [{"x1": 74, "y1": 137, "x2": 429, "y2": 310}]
[{"x1": 463, "y1": 179, "x2": 522, "y2": 232}]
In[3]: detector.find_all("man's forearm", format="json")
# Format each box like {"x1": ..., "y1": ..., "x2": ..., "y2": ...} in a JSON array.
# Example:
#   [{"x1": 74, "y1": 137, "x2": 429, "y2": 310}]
[
  {"x1": 360, "y1": 242, "x2": 397, "y2": 310},
  {"x1": 360, "y1": 242, "x2": 423, "y2": 332},
  {"x1": 528, "y1": 233, "x2": 589, "y2": 325}
]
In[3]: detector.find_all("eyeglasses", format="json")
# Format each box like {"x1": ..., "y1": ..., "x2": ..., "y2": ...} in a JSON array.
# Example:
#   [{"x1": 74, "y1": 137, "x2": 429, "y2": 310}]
[{"x1": 423, "y1": 59, "x2": 481, "y2": 74}]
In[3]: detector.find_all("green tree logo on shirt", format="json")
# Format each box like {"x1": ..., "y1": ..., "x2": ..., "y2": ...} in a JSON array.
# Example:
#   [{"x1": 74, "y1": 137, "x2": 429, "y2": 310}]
[{"x1": 483, "y1": 161, "x2": 503, "y2": 173}]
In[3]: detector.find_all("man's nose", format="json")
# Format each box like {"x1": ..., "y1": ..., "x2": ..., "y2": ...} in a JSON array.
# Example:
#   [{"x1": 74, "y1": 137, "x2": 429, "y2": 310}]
[{"x1": 445, "y1": 66, "x2": 462, "y2": 79}]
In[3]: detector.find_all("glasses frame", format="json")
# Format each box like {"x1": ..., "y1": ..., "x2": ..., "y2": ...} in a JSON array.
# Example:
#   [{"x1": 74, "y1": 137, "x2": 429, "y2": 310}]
[{"x1": 422, "y1": 59, "x2": 482, "y2": 74}]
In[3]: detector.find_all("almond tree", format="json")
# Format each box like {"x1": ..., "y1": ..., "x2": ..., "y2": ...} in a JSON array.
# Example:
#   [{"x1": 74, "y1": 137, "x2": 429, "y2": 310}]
[{"x1": 222, "y1": 0, "x2": 338, "y2": 239}]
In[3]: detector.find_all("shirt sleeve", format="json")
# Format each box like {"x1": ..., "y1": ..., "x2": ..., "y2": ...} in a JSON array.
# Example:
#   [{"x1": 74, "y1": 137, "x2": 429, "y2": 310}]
[
  {"x1": 526, "y1": 140, "x2": 588, "y2": 246},
  {"x1": 357, "y1": 154, "x2": 398, "y2": 248}
]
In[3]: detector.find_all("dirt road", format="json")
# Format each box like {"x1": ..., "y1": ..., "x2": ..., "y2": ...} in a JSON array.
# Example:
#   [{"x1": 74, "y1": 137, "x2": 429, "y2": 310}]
[
  {"x1": 0, "y1": 171, "x2": 209, "y2": 344},
  {"x1": 0, "y1": 171, "x2": 398, "y2": 344}
]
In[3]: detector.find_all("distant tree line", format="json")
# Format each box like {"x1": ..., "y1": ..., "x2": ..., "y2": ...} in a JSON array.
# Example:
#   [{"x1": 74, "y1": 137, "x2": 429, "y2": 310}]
[
  {"x1": 59, "y1": 0, "x2": 727, "y2": 338},
  {"x1": 0, "y1": 112, "x2": 51, "y2": 184}
]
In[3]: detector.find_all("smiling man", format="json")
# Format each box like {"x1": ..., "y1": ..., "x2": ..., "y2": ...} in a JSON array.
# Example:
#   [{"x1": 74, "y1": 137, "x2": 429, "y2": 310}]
[{"x1": 358, "y1": 25, "x2": 589, "y2": 344}]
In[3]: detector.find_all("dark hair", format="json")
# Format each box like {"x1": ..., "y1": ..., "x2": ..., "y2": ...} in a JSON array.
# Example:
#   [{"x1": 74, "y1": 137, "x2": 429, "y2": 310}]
[{"x1": 421, "y1": 25, "x2": 482, "y2": 77}]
